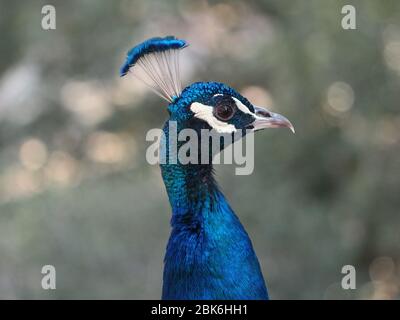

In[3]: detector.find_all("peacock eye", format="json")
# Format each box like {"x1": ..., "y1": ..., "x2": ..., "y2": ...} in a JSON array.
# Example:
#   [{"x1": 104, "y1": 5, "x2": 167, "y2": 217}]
[{"x1": 214, "y1": 104, "x2": 236, "y2": 121}]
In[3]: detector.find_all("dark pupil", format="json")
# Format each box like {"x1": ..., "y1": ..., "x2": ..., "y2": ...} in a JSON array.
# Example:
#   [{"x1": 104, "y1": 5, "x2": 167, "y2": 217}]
[{"x1": 216, "y1": 105, "x2": 233, "y2": 120}]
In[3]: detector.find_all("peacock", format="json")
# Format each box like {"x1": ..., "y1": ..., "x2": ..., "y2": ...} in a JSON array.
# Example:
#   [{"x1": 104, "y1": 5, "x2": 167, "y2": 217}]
[{"x1": 120, "y1": 36, "x2": 294, "y2": 300}]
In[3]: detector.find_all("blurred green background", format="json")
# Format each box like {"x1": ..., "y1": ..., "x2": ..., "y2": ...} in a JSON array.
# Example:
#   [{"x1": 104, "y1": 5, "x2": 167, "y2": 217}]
[{"x1": 0, "y1": 0, "x2": 399, "y2": 299}]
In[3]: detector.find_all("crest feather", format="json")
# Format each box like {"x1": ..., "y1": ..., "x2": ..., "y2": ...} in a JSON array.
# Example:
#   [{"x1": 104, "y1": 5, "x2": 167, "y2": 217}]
[{"x1": 120, "y1": 36, "x2": 188, "y2": 102}]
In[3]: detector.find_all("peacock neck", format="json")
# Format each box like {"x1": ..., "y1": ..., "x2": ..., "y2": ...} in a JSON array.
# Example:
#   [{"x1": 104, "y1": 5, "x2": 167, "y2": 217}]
[
  {"x1": 160, "y1": 162, "x2": 219, "y2": 218},
  {"x1": 159, "y1": 120, "x2": 268, "y2": 299},
  {"x1": 160, "y1": 118, "x2": 222, "y2": 219}
]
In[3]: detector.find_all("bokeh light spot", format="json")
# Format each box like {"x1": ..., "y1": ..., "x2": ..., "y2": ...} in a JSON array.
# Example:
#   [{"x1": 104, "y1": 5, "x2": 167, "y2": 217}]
[
  {"x1": 19, "y1": 138, "x2": 48, "y2": 171},
  {"x1": 324, "y1": 81, "x2": 354, "y2": 115},
  {"x1": 86, "y1": 132, "x2": 129, "y2": 164}
]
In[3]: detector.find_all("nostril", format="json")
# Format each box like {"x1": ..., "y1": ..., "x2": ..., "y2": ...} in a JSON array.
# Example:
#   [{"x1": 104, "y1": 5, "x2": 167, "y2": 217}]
[{"x1": 257, "y1": 110, "x2": 271, "y2": 118}]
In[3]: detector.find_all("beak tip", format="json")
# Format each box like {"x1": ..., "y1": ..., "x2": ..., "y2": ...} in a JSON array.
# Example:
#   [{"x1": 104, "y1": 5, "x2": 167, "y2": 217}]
[{"x1": 288, "y1": 122, "x2": 295, "y2": 134}]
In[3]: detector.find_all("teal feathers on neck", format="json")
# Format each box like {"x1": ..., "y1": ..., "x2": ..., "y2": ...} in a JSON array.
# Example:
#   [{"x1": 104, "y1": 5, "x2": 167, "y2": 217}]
[{"x1": 161, "y1": 151, "x2": 269, "y2": 300}]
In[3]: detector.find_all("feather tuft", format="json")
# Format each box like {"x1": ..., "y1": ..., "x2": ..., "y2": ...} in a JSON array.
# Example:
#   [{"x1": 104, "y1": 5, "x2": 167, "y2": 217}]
[{"x1": 120, "y1": 36, "x2": 188, "y2": 102}]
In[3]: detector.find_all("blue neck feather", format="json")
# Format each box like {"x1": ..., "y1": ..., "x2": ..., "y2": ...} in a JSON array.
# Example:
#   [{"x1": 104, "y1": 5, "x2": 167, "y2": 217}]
[{"x1": 160, "y1": 120, "x2": 268, "y2": 299}]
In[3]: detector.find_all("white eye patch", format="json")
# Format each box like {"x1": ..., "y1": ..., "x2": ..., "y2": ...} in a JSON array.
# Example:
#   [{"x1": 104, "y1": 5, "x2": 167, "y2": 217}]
[
  {"x1": 232, "y1": 97, "x2": 254, "y2": 116},
  {"x1": 190, "y1": 102, "x2": 237, "y2": 133}
]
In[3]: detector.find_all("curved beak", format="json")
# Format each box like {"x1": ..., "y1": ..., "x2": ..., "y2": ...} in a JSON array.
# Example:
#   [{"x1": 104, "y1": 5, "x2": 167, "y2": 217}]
[{"x1": 252, "y1": 106, "x2": 295, "y2": 133}]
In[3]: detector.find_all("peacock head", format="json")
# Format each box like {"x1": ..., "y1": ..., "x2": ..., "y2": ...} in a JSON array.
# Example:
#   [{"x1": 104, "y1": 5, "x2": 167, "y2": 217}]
[
  {"x1": 120, "y1": 36, "x2": 294, "y2": 160},
  {"x1": 168, "y1": 81, "x2": 293, "y2": 137}
]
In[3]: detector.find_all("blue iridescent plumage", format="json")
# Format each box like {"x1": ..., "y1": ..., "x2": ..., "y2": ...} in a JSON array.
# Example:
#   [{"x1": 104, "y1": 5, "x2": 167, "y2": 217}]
[{"x1": 120, "y1": 36, "x2": 294, "y2": 300}]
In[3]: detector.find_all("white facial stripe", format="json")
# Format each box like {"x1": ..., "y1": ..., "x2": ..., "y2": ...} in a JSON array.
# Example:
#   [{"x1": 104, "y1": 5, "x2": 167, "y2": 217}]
[
  {"x1": 232, "y1": 97, "x2": 254, "y2": 116},
  {"x1": 190, "y1": 102, "x2": 237, "y2": 133}
]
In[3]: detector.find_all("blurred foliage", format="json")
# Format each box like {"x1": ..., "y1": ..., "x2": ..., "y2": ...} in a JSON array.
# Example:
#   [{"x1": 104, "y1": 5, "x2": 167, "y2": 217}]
[{"x1": 0, "y1": 0, "x2": 399, "y2": 299}]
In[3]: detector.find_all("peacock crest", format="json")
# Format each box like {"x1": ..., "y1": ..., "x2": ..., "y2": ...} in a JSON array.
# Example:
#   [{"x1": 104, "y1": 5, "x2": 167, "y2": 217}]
[{"x1": 120, "y1": 36, "x2": 188, "y2": 102}]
